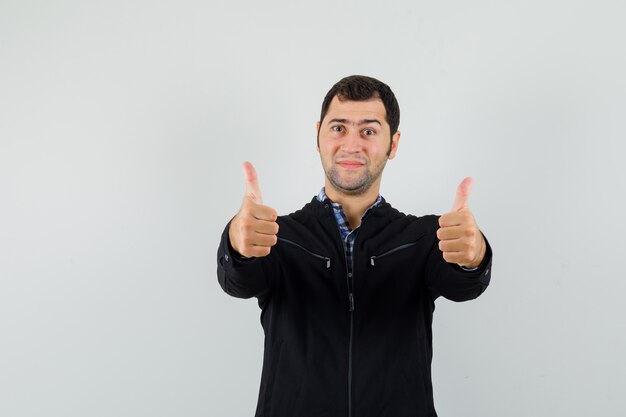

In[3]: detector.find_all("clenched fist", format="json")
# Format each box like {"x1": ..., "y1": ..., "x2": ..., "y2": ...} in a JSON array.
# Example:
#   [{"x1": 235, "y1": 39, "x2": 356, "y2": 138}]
[
  {"x1": 436, "y1": 177, "x2": 486, "y2": 269},
  {"x1": 228, "y1": 162, "x2": 280, "y2": 258}
]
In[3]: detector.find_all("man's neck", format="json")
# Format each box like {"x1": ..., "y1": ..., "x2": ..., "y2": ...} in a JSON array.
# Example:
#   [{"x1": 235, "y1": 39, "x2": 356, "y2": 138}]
[{"x1": 324, "y1": 183, "x2": 381, "y2": 229}]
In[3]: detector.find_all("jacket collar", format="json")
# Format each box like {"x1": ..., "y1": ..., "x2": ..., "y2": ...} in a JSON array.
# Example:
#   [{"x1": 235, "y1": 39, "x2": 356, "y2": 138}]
[{"x1": 303, "y1": 195, "x2": 391, "y2": 218}]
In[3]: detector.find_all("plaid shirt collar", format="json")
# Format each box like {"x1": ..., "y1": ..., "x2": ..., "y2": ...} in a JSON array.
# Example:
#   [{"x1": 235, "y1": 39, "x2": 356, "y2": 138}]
[{"x1": 316, "y1": 187, "x2": 382, "y2": 235}]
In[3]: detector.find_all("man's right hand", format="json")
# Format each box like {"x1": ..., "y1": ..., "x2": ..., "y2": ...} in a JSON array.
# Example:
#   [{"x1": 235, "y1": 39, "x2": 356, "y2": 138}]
[{"x1": 228, "y1": 162, "x2": 279, "y2": 258}]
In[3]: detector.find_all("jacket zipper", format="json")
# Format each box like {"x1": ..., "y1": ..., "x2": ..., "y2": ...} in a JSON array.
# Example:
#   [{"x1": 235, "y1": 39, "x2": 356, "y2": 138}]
[
  {"x1": 347, "y1": 255, "x2": 354, "y2": 417},
  {"x1": 277, "y1": 237, "x2": 331, "y2": 268},
  {"x1": 369, "y1": 238, "x2": 423, "y2": 266},
  {"x1": 320, "y1": 201, "x2": 362, "y2": 417}
]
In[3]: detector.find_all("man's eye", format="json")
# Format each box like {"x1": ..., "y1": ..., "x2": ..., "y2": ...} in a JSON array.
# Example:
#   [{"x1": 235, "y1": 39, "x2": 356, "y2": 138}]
[
  {"x1": 332, "y1": 126, "x2": 344, "y2": 132},
  {"x1": 363, "y1": 129, "x2": 376, "y2": 136}
]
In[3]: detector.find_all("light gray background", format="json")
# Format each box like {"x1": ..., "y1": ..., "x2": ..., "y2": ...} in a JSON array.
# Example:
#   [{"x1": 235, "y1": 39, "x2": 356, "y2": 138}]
[{"x1": 1, "y1": 0, "x2": 624, "y2": 416}]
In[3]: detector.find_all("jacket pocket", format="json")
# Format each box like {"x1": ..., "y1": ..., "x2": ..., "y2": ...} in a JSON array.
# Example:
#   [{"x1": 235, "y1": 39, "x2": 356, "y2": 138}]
[
  {"x1": 369, "y1": 235, "x2": 425, "y2": 266},
  {"x1": 277, "y1": 237, "x2": 332, "y2": 269}
]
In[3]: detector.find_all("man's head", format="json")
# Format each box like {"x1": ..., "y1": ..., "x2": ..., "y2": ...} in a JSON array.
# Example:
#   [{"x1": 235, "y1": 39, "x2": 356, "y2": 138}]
[
  {"x1": 316, "y1": 75, "x2": 401, "y2": 197},
  {"x1": 317, "y1": 75, "x2": 400, "y2": 151}
]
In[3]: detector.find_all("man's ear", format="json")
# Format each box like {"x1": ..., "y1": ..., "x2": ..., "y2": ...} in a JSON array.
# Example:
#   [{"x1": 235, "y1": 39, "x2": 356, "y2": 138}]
[
  {"x1": 388, "y1": 131, "x2": 401, "y2": 160},
  {"x1": 316, "y1": 121, "x2": 321, "y2": 151}
]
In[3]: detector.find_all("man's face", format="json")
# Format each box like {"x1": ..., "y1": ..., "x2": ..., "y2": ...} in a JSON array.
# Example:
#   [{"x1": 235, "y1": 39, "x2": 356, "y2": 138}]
[{"x1": 317, "y1": 96, "x2": 400, "y2": 196}]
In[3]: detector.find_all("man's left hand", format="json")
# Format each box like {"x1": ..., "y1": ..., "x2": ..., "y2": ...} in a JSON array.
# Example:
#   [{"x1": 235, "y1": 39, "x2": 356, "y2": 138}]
[{"x1": 436, "y1": 177, "x2": 486, "y2": 269}]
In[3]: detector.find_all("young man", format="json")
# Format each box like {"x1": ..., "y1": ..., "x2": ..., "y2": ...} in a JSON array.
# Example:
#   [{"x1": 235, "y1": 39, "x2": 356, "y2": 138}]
[{"x1": 217, "y1": 75, "x2": 492, "y2": 417}]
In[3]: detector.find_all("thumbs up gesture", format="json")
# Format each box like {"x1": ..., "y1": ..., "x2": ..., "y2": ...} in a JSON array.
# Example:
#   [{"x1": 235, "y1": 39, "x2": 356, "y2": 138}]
[
  {"x1": 228, "y1": 162, "x2": 280, "y2": 258},
  {"x1": 436, "y1": 178, "x2": 486, "y2": 269}
]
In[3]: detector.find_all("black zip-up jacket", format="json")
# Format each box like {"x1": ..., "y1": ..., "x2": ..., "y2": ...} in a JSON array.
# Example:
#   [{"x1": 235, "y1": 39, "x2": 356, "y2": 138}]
[{"x1": 217, "y1": 197, "x2": 492, "y2": 417}]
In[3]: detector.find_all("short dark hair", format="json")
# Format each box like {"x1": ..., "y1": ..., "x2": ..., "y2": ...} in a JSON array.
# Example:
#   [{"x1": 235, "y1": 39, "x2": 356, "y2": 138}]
[{"x1": 319, "y1": 75, "x2": 400, "y2": 140}]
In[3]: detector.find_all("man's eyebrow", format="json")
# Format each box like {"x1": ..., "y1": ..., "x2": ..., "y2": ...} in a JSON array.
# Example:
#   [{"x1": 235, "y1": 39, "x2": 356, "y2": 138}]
[{"x1": 327, "y1": 118, "x2": 382, "y2": 126}]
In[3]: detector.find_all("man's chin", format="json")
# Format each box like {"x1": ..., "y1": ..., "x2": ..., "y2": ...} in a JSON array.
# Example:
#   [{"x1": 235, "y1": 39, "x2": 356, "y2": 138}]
[
  {"x1": 330, "y1": 181, "x2": 370, "y2": 196},
  {"x1": 325, "y1": 167, "x2": 377, "y2": 196}
]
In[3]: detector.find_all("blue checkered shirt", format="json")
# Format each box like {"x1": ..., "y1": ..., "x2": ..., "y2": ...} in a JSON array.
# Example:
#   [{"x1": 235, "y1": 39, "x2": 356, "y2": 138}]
[{"x1": 317, "y1": 188, "x2": 382, "y2": 272}]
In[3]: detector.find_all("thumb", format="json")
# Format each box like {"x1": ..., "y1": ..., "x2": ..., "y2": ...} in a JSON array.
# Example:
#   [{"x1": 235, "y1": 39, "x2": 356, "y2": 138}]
[
  {"x1": 452, "y1": 177, "x2": 473, "y2": 211},
  {"x1": 243, "y1": 161, "x2": 263, "y2": 204}
]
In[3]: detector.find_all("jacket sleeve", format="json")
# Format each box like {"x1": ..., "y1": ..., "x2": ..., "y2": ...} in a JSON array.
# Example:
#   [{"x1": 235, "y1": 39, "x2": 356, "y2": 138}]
[
  {"x1": 216, "y1": 220, "x2": 279, "y2": 300},
  {"x1": 424, "y1": 218, "x2": 493, "y2": 302}
]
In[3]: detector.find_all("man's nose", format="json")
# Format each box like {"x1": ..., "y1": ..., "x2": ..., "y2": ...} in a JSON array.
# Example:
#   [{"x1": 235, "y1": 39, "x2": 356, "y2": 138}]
[{"x1": 340, "y1": 130, "x2": 362, "y2": 152}]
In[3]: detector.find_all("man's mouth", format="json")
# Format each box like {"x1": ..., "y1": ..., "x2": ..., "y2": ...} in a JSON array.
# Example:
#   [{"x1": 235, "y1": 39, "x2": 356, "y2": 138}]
[{"x1": 337, "y1": 160, "x2": 365, "y2": 169}]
